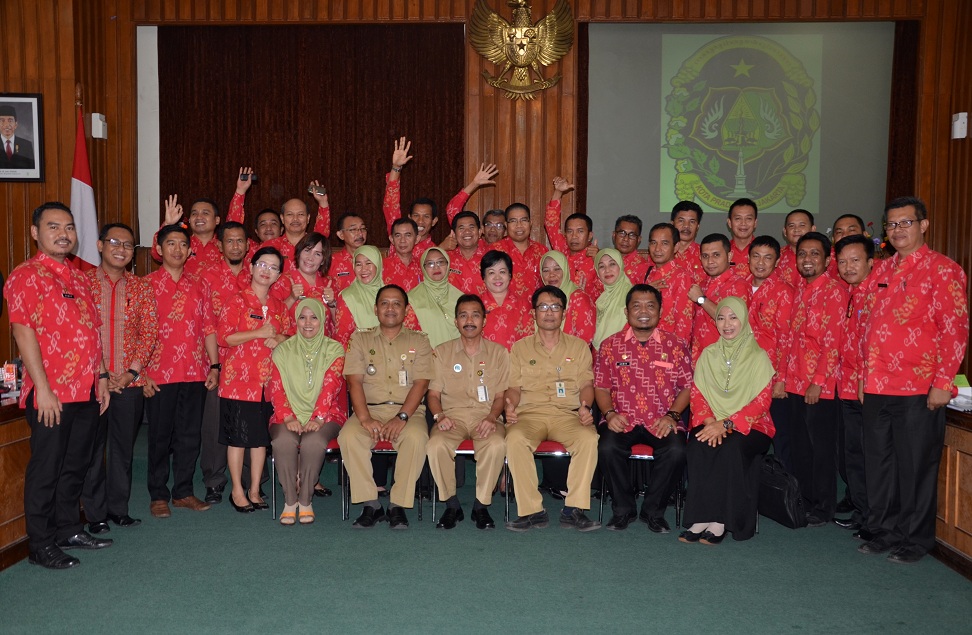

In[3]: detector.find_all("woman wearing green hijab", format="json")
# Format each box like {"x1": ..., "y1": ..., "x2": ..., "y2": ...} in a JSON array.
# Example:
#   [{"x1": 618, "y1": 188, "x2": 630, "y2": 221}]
[
  {"x1": 404, "y1": 248, "x2": 464, "y2": 348},
  {"x1": 680, "y1": 296, "x2": 776, "y2": 545},
  {"x1": 334, "y1": 245, "x2": 384, "y2": 349},
  {"x1": 540, "y1": 251, "x2": 596, "y2": 342},
  {"x1": 267, "y1": 299, "x2": 346, "y2": 525},
  {"x1": 592, "y1": 248, "x2": 633, "y2": 349}
]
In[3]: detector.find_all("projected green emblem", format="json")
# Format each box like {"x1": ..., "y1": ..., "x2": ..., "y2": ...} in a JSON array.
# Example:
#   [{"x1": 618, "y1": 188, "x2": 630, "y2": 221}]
[{"x1": 664, "y1": 36, "x2": 820, "y2": 211}]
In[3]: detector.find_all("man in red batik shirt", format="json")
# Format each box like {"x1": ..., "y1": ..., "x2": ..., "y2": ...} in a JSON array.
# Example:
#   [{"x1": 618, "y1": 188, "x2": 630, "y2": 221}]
[
  {"x1": 6, "y1": 202, "x2": 111, "y2": 569},
  {"x1": 858, "y1": 197, "x2": 968, "y2": 564},
  {"x1": 328, "y1": 212, "x2": 368, "y2": 293},
  {"x1": 383, "y1": 217, "x2": 424, "y2": 291},
  {"x1": 595, "y1": 284, "x2": 692, "y2": 533},
  {"x1": 687, "y1": 234, "x2": 750, "y2": 365},
  {"x1": 726, "y1": 198, "x2": 758, "y2": 278},
  {"x1": 544, "y1": 177, "x2": 602, "y2": 300},
  {"x1": 612, "y1": 215, "x2": 650, "y2": 284},
  {"x1": 447, "y1": 211, "x2": 490, "y2": 294},
  {"x1": 496, "y1": 203, "x2": 547, "y2": 294},
  {"x1": 645, "y1": 223, "x2": 695, "y2": 343},
  {"x1": 784, "y1": 232, "x2": 848, "y2": 528},
  {"x1": 670, "y1": 201, "x2": 705, "y2": 284},
  {"x1": 777, "y1": 209, "x2": 816, "y2": 288}
]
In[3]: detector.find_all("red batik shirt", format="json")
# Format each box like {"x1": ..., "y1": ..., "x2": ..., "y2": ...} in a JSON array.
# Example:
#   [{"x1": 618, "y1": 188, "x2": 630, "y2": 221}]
[
  {"x1": 496, "y1": 236, "x2": 546, "y2": 293},
  {"x1": 645, "y1": 260, "x2": 696, "y2": 343},
  {"x1": 216, "y1": 288, "x2": 293, "y2": 402},
  {"x1": 784, "y1": 274, "x2": 848, "y2": 399},
  {"x1": 690, "y1": 380, "x2": 775, "y2": 437},
  {"x1": 383, "y1": 251, "x2": 424, "y2": 291},
  {"x1": 266, "y1": 357, "x2": 347, "y2": 425},
  {"x1": 673, "y1": 242, "x2": 704, "y2": 285},
  {"x1": 691, "y1": 269, "x2": 750, "y2": 365},
  {"x1": 86, "y1": 267, "x2": 158, "y2": 387},
  {"x1": 482, "y1": 290, "x2": 534, "y2": 351},
  {"x1": 729, "y1": 240, "x2": 753, "y2": 278},
  {"x1": 145, "y1": 268, "x2": 216, "y2": 385},
  {"x1": 747, "y1": 272, "x2": 795, "y2": 381},
  {"x1": 202, "y1": 260, "x2": 251, "y2": 319},
  {"x1": 862, "y1": 245, "x2": 969, "y2": 396},
  {"x1": 623, "y1": 251, "x2": 651, "y2": 285},
  {"x1": 447, "y1": 243, "x2": 489, "y2": 295},
  {"x1": 775, "y1": 245, "x2": 800, "y2": 288},
  {"x1": 563, "y1": 288, "x2": 596, "y2": 343},
  {"x1": 270, "y1": 269, "x2": 337, "y2": 338},
  {"x1": 328, "y1": 248, "x2": 356, "y2": 292},
  {"x1": 5, "y1": 253, "x2": 103, "y2": 408},
  {"x1": 838, "y1": 274, "x2": 878, "y2": 400},
  {"x1": 595, "y1": 326, "x2": 693, "y2": 433},
  {"x1": 543, "y1": 200, "x2": 602, "y2": 300},
  {"x1": 383, "y1": 174, "x2": 468, "y2": 260},
  {"x1": 150, "y1": 230, "x2": 223, "y2": 277},
  {"x1": 226, "y1": 190, "x2": 330, "y2": 243},
  {"x1": 332, "y1": 295, "x2": 367, "y2": 350}
]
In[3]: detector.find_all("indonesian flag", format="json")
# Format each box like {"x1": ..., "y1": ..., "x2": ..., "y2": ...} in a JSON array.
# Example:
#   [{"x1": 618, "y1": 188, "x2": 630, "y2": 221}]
[{"x1": 70, "y1": 105, "x2": 99, "y2": 269}]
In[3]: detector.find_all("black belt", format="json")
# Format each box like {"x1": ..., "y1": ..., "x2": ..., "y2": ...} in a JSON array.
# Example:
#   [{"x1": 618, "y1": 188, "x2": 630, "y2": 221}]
[{"x1": 367, "y1": 401, "x2": 404, "y2": 406}]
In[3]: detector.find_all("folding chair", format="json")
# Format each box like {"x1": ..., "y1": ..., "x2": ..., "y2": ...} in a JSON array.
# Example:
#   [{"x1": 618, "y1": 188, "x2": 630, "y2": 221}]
[
  {"x1": 269, "y1": 437, "x2": 341, "y2": 520},
  {"x1": 341, "y1": 440, "x2": 423, "y2": 521},
  {"x1": 504, "y1": 440, "x2": 571, "y2": 522},
  {"x1": 596, "y1": 443, "x2": 684, "y2": 527}
]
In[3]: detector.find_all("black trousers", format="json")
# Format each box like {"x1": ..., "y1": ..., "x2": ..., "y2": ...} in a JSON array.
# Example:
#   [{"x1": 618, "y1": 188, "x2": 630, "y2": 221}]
[
  {"x1": 789, "y1": 393, "x2": 839, "y2": 521},
  {"x1": 199, "y1": 387, "x2": 227, "y2": 490},
  {"x1": 81, "y1": 386, "x2": 144, "y2": 520},
  {"x1": 24, "y1": 389, "x2": 99, "y2": 550},
  {"x1": 770, "y1": 395, "x2": 793, "y2": 473},
  {"x1": 863, "y1": 393, "x2": 945, "y2": 553},
  {"x1": 145, "y1": 381, "x2": 206, "y2": 501},
  {"x1": 598, "y1": 425, "x2": 686, "y2": 518},
  {"x1": 839, "y1": 397, "x2": 868, "y2": 526}
]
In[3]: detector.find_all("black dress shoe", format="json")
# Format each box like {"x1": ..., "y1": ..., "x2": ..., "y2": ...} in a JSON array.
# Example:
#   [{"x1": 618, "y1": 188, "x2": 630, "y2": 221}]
[
  {"x1": 835, "y1": 496, "x2": 855, "y2": 514},
  {"x1": 833, "y1": 517, "x2": 861, "y2": 530},
  {"x1": 87, "y1": 521, "x2": 111, "y2": 535},
  {"x1": 640, "y1": 513, "x2": 671, "y2": 534},
  {"x1": 55, "y1": 531, "x2": 113, "y2": 550},
  {"x1": 204, "y1": 486, "x2": 224, "y2": 505},
  {"x1": 805, "y1": 515, "x2": 828, "y2": 528},
  {"x1": 471, "y1": 508, "x2": 495, "y2": 530},
  {"x1": 700, "y1": 530, "x2": 727, "y2": 545},
  {"x1": 858, "y1": 538, "x2": 895, "y2": 555},
  {"x1": 505, "y1": 510, "x2": 549, "y2": 532},
  {"x1": 887, "y1": 545, "x2": 925, "y2": 564},
  {"x1": 248, "y1": 496, "x2": 269, "y2": 511},
  {"x1": 853, "y1": 528, "x2": 876, "y2": 542},
  {"x1": 388, "y1": 506, "x2": 410, "y2": 529},
  {"x1": 605, "y1": 511, "x2": 637, "y2": 531},
  {"x1": 559, "y1": 508, "x2": 601, "y2": 532},
  {"x1": 352, "y1": 506, "x2": 387, "y2": 528},
  {"x1": 29, "y1": 545, "x2": 80, "y2": 570},
  {"x1": 678, "y1": 529, "x2": 704, "y2": 543},
  {"x1": 107, "y1": 514, "x2": 142, "y2": 527},
  {"x1": 229, "y1": 493, "x2": 254, "y2": 514},
  {"x1": 436, "y1": 507, "x2": 464, "y2": 529},
  {"x1": 313, "y1": 485, "x2": 333, "y2": 498}
]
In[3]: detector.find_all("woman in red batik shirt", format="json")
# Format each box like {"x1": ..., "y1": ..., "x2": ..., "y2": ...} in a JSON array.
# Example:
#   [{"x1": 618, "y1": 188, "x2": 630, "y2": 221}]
[
  {"x1": 540, "y1": 251, "x2": 596, "y2": 344},
  {"x1": 217, "y1": 247, "x2": 293, "y2": 513},
  {"x1": 271, "y1": 232, "x2": 337, "y2": 335}
]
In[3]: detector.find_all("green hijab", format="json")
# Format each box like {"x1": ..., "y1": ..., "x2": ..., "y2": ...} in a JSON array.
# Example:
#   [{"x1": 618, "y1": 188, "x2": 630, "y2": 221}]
[
  {"x1": 339, "y1": 245, "x2": 383, "y2": 329},
  {"x1": 541, "y1": 251, "x2": 578, "y2": 299},
  {"x1": 695, "y1": 296, "x2": 775, "y2": 420},
  {"x1": 409, "y1": 248, "x2": 464, "y2": 347},
  {"x1": 271, "y1": 299, "x2": 345, "y2": 426},
  {"x1": 592, "y1": 248, "x2": 633, "y2": 349}
]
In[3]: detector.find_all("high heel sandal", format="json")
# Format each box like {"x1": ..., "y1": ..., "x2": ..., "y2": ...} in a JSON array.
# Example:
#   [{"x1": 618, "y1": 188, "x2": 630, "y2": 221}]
[{"x1": 230, "y1": 493, "x2": 254, "y2": 514}]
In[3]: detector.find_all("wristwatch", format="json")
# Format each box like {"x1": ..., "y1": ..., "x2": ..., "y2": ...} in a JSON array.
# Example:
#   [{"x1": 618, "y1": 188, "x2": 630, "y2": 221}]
[
  {"x1": 723, "y1": 419, "x2": 734, "y2": 431},
  {"x1": 210, "y1": 363, "x2": 222, "y2": 371},
  {"x1": 127, "y1": 368, "x2": 140, "y2": 381},
  {"x1": 696, "y1": 295, "x2": 707, "y2": 306},
  {"x1": 396, "y1": 412, "x2": 409, "y2": 422},
  {"x1": 432, "y1": 413, "x2": 442, "y2": 423}
]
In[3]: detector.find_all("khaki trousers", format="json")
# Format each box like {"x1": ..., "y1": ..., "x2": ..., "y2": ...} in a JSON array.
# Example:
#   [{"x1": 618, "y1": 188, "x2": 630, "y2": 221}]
[
  {"x1": 505, "y1": 411, "x2": 598, "y2": 516},
  {"x1": 427, "y1": 417, "x2": 506, "y2": 506},
  {"x1": 270, "y1": 421, "x2": 340, "y2": 507},
  {"x1": 338, "y1": 404, "x2": 428, "y2": 509}
]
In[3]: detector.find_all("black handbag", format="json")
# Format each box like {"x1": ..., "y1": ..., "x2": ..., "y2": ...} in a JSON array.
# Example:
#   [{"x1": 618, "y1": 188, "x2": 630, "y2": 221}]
[{"x1": 758, "y1": 455, "x2": 807, "y2": 529}]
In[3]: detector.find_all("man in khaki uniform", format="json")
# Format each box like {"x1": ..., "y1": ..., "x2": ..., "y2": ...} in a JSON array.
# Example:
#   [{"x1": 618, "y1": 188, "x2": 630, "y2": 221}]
[
  {"x1": 339, "y1": 284, "x2": 433, "y2": 529},
  {"x1": 427, "y1": 294, "x2": 509, "y2": 530},
  {"x1": 504, "y1": 285, "x2": 600, "y2": 532}
]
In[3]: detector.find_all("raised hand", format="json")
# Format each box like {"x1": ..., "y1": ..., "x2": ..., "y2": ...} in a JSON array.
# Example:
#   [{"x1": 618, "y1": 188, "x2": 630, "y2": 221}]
[
  {"x1": 585, "y1": 237, "x2": 599, "y2": 258},
  {"x1": 392, "y1": 136, "x2": 413, "y2": 169},
  {"x1": 552, "y1": 176, "x2": 574, "y2": 193},
  {"x1": 236, "y1": 167, "x2": 254, "y2": 195},
  {"x1": 308, "y1": 179, "x2": 329, "y2": 208},
  {"x1": 163, "y1": 194, "x2": 183, "y2": 226},
  {"x1": 473, "y1": 163, "x2": 499, "y2": 187}
]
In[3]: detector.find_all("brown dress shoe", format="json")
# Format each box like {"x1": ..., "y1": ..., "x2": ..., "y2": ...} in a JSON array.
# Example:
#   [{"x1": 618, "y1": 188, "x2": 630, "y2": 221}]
[
  {"x1": 150, "y1": 500, "x2": 171, "y2": 518},
  {"x1": 172, "y1": 495, "x2": 211, "y2": 512}
]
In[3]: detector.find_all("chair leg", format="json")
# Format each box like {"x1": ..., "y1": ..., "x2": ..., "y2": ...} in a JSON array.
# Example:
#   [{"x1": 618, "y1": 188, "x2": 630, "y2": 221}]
[
  {"x1": 431, "y1": 480, "x2": 437, "y2": 523},
  {"x1": 675, "y1": 471, "x2": 684, "y2": 529},
  {"x1": 504, "y1": 460, "x2": 510, "y2": 522},
  {"x1": 341, "y1": 459, "x2": 350, "y2": 521},
  {"x1": 598, "y1": 474, "x2": 605, "y2": 524},
  {"x1": 270, "y1": 454, "x2": 277, "y2": 521}
]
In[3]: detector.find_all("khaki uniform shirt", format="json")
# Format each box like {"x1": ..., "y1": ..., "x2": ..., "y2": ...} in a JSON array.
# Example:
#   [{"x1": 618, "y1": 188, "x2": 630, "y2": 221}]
[
  {"x1": 345, "y1": 326, "x2": 434, "y2": 406},
  {"x1": 510, "y1": 332, "x2": 593, "y2": 416},
  {"x1": 430, "y1": 337, "x2": 510, "y2": 424}
]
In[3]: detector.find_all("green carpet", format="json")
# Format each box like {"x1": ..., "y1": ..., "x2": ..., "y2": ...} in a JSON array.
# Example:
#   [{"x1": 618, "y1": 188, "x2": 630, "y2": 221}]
[{"x1": 2, "y1": 428, "x2": 970, "y2": 634}]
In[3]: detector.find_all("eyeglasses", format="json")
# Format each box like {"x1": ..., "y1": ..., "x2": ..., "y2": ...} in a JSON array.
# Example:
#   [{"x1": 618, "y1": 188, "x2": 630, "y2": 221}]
[
  {"x1": 507, "y1": 218, "x2": 530, "y2": 225},
  {"x1": 883, "y1": 219, "x2": 918, "y2": 230},
  {"x1": 535, "y1": 303, "x2": 564, "y2": 312},
  {"x1": 254, "y1": 261, "x2": 281, "y2": 272},
  {"x1": 484, "y1": 222, "x2": 506, "y2": 229},
  {"x1": 424, "y1": 260, "x2": 447, "y2": 269},
  {"x1": 614, "y1": 229, "x2": 640, "y2": 239},
  {"x1": 106, "y1": 238, "x2": 135, "y2": 251},
  {"x1": 343, "y1": 226, "x2": 367, "y2": 234}
]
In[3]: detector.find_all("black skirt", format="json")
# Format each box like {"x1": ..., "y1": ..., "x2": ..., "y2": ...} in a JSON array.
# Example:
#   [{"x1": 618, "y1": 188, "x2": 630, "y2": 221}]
[
  {"x1": 683, "y1": 427, "x2": 771, "y2": 540},
  {"x1": 219, "y1": 397, "x2": 272, "y2": 448}
]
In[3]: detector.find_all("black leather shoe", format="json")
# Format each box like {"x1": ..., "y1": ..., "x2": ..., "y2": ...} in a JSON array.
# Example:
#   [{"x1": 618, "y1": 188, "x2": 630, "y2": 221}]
[
  {"x1": 248, "y1": 496, "x2": 269, "y2": 511},
  {"x1": 204, "y1": 486, "x2": 224, "y2": 505},
  {"x1": 436, "y1": 507, "x2": 464, "y2": 529},
  {"x1": 313, "y1": 485, "x2": 333, "y2": 498},
  {"x1": 87, "y1": 521, "x2": 111, "y2": 535},
  {"x1": 700, "y1": 530, "x2": 727, "y2": 545},
  {"x1": 352, "y1": 506, "x2": 387, "y2": 528},
  {"x1": 858, "y1": 538, "x2": 895, "y2": 555},
  {"x1": 505, "y1": 510, "x2": 549, "y2": 532},
  {"x1": 56, "y1": 531, "x2": 113, "y2": 550},
  {"x1": 107, "y1": 514, "x2": 142, "y2": 527},
  {"x1": 853, "y1": 528, "x2": 876, "y2": 542},
  {"x1": 471, "y1": 508, "x2": 495, "y2": 530},
  {"x1": 388, "y1": 506, "x2": 410, "y2": 529},
  {"x1": 540, "y1": 486, "x2": 567, "y2": 501},
  {"x1": 833, "y1": 517, "x2": 861, "y2": 530},
  {"x1": 559, "y1": 508, "x2": 601, "y2": 532},
  {"x1": 805, "y1": 515, "x2": 828, "y2": 528},
  {"x1": 835, "y1": 496, "x2": 855, "y2": 514},
  {"x1": 640, "y1": 513, "x2": 671, "y2": 534},
  {"x1": 29, "y1": 545, "x2": 80, "y2": 570},
  {"x1": 888, "y1": 545, "x2": 925, "y2": 564},
  {"x1": 605, "y1": 511, "x2": 637, "y2": 531},
  {"x1": 678, "y1": 529, "x2": 704, "y2": 543}
]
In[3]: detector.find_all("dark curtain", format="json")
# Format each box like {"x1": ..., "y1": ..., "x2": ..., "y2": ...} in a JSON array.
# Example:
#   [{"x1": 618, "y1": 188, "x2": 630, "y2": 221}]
[{"x1": 158, "y1": 25, "x2": 464, "y2": 248}]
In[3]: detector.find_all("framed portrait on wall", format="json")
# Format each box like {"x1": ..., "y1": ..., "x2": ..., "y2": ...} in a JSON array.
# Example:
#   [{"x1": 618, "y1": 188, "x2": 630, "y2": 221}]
[{"x1": 0, "y1": 93, "x2": 44, "y2": 182}]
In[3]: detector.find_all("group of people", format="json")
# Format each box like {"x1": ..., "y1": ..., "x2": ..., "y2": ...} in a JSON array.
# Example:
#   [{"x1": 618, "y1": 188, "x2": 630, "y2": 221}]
[{"x1": 5, "y1": 137, "x2": 967, "y2": 571}]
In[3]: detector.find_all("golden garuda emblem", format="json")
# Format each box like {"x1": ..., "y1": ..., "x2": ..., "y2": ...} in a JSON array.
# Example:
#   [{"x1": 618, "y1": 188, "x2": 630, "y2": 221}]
[{"x1": 469, "y1": 0, "x2": 574, "y2": 100}]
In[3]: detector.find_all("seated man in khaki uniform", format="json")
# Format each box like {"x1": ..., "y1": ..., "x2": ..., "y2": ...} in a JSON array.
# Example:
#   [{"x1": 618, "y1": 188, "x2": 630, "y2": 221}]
[
  {"x1": 427, "y1": 294, "x2": 509, "y2": 530},
  {"x1": 339, "y1": 284, "x2": 433, "y2": 529},
  {"x1": 504, "y1": 285, "x2": 600, "y2": 532}
]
